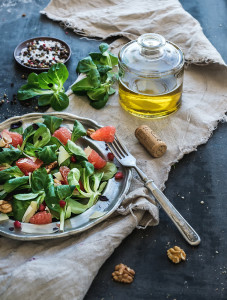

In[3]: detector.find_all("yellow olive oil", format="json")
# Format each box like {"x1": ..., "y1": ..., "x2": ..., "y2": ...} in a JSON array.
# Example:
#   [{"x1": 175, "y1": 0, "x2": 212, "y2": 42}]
[{"x1": 119, "y1": 80, "x2": 183, "y2": 118}]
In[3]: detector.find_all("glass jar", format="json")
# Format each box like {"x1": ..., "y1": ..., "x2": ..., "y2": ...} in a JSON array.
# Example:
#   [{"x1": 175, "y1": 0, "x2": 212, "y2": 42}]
[{"x1": 118, "y1": 33, "x2": 184, "y2": 118}]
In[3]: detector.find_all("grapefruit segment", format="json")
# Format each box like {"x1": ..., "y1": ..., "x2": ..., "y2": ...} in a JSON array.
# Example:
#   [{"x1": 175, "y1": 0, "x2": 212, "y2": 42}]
[
  {"x1": 90, "y1": 126, "x2": 116, "y2": 143},
  {"x1": 85, "y1": 146, "x2": 107, "y2": 169},
  {"x1": 52, "y1": 127, "x2": 72, "y2": 145},
  {"x1": 16, "y1": 158, "x2": 43, "y2": 174},
  {"x1": 29, "y1": 211, "x2": 52, "y2": 225},
  {"x1": 1, "y1": 129, "x2": 23, "y2": 148}
]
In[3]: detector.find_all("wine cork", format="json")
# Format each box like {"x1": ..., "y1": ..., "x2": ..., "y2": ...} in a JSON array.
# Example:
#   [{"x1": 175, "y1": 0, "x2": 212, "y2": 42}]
[{"x1": 135, "y1": 125, "x2": 167, "y2": 158}]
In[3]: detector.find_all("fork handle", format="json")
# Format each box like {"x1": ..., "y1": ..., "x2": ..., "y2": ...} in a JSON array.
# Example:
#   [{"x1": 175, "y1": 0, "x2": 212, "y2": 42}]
[{"x1": 145, "y1": 180, "x2": 201, "y2": 246}]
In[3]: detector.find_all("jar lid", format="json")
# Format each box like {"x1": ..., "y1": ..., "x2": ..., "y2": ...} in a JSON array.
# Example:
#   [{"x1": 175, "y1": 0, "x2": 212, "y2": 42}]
[{"x1": 118, "y1": 33, "x2": 184, "y2": 76}]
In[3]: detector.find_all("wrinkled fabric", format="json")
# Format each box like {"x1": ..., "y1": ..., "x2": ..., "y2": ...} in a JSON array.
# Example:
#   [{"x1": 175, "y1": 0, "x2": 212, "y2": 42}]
[
  {"x1": 41, "y1": 0, "x2": 225, "y2": 65},
  {"x1": 1, "y1": 1, "x2": 227, "y2": 300}
]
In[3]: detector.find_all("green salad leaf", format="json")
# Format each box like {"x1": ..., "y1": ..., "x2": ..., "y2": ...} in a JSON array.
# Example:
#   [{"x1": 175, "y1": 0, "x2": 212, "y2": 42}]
[
  {"x1": 12, "y1": 198, "x2": 32, "y2": 222},
  {"x1": 24, "y1": 143, "x2": 39, "y2": 157},
  {"x1": 67, "y1": 168, "x2": 80, "y2": 188},
  {"x1": 3, "y1": 176, "x2": 29, "y2": 193},
  {"x1": 0, "y1": 148, "x2": 21, "y2": 164},
  {"x1": 66, "y1": 140, "x2": 87, "y2": 162},
  {"x1": 14, "y1": 192, "x2": 41, "y2": 201},
  {"x1": 17, "y1": 63, "x2": 69, "y2": 111},
  {"x1": 95, "y1": 162, "x2": 117, "y2": 181},
  {"x1": 56, "y1": 185, "x2": 75, "y2": 200},
  {"x1": 43, "y1": 115, "x2": 63, "y2": 134},
  {"x1": 21, "y1": 123, "x2": 45, "y2": 150},
  {"x1": 50, "y1": 92, "x2": 69, "y2": 111},
  {"x1": 71, "y1": 120, "x2": 87, "y2": 142},
  {"x1": 31, "y1": 168, "x2": 49, "y2": 193},
  {"x1": 0, "y1": 166, "x2": 24, "y2": 184},
  {"x1": 71, "y1": 43, "x2": 118, "y2": 109},
  {"x1": 33, "y1": 126, "x2": 51, "y2": 148},
  {"x1": 36, "y1": 145, "x2": 58, "y2": 164},
  {"x1": 76, "y1": 56, "x2": 98, "y2": 74},
  {"x1": 47, "y1": 136, "x2": 63, "y2": 148}
]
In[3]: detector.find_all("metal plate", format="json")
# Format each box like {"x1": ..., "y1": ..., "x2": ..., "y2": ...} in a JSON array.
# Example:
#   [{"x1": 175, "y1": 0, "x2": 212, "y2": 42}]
[{"x1": 0, "y1": 112, "x2": 132, "y2": 241}]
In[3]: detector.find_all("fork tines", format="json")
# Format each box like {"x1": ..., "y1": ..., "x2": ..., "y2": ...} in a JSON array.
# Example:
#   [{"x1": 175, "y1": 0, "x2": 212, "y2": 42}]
[{"x1": 108, "y1": 135, "x2": 129, "y2": 159}]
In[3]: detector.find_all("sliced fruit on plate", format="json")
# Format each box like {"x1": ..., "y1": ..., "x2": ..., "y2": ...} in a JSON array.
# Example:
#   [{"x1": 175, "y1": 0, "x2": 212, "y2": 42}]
[
  {"x1": 53, "y1": 127, "x2": 72, "y2": 145},
  {"x1": 85, "y1": 146, "x2": 107, "y2": 169},
  {"x1": 16, "y1": 157, "x2": 43, "y2": 174},
  {"x1": 29, "y1": 211, "x2": 52, "y2": 225},
  {"x1": 1, "y1": 129, "x2": 23, "y2": 148},
  {"x1": 59, "y1": 166, "x2": 70, "y2": 184},
  {"x1": 90, "y1": 126, "x2": 116, "y2": 143}
]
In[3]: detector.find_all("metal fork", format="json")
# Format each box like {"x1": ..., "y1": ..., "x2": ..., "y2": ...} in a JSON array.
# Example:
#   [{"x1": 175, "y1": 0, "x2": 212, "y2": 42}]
[{"x1": 108, "y1": 136, "x2": 201, "y2": 246}]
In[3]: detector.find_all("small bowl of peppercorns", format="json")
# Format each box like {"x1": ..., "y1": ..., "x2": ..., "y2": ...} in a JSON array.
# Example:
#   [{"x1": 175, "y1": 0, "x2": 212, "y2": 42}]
[{"x1": 14, "y1": 36, "x2": 71, "y2": 71}]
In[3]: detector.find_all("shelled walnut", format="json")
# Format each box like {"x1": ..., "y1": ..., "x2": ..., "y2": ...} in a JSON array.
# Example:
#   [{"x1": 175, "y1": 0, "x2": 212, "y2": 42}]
[
  {"x1": 112, "y1": 263, "x2": 135, "y2": 283},
  {"x1": 45, "y1": 161, "x2": 58, "y2": 174},
  {"x1": 0, "y1": 200, "x2": 12, "y2": 213},
  {"x1": 167, "y1": 246, "x2": 186, "y2": 263},
  {"x1": 86, "y1": 128, "x2": 95, "y2": 137}
]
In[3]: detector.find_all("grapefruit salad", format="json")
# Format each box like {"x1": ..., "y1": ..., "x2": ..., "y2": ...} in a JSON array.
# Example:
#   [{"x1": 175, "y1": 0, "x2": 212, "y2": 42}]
[{"x1": 0, "y1": 115, "x2": 117, "y2": 232}]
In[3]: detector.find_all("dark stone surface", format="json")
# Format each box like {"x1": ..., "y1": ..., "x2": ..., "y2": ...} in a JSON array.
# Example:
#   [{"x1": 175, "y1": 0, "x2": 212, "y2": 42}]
[{"x1": 0, "y1": 1, "x2": 226, "y2": 299}]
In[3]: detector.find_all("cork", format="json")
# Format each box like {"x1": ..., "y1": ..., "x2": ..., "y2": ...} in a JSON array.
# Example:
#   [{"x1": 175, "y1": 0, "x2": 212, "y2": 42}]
[{"x1": 135, "y1": 125, "x2": 167, "y2": 158}]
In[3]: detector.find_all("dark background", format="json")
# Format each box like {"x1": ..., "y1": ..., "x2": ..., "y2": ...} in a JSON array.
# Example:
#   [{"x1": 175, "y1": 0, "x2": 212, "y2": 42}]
[{"x1": 0, "y1": 1, "x2": 226, "y2": 299}]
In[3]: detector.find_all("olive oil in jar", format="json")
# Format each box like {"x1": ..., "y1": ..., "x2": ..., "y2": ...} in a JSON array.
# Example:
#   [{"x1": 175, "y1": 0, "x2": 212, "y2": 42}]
[
  {"x1": 118, "y1": 33, "x2": 184, "y2": 119},
  {"x1": 119, "y1": 80, "x2": 183, "y2": 118}
]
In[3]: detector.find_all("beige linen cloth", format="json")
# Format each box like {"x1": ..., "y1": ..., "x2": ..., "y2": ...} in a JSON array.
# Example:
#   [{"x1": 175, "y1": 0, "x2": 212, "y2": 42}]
[{"x1": 1, "y1": 1, "x2": 227, "y2": 299}]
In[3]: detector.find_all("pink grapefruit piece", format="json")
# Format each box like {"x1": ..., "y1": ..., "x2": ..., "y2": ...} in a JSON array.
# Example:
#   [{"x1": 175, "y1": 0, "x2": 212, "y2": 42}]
[
  {"x1": 16, "y1": 158, "x2": 43, "y2": 175},
  {"x1": 85, "y1": 147, "x2": 107, "y2": 169},
  {"x1": 90, "y1": 126, "x2": 116, "y2": 143},
  {"x1": 29, "y1": 211, "x2": 52, "y2": 225},
  {"x1": 1, "y1": 129, "x2": 23, "y2": 148},
  {"x1": 52, "y1": 127, "x2": 72, "y2": 145}
]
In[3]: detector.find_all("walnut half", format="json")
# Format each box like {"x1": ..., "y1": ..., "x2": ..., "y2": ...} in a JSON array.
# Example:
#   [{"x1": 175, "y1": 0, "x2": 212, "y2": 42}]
[
  {"x1": 86, "y1": 128, "x2": 95, "y2": 137},
  {"x1": 0, "y1": 200, "x2": 12, "y2": 214},
  {"x1": 167, "y1": 246, "x2": 186, "y2": 264},
  {"x1": 45, "y1": 161, "x2": 58, "y2": 174},
  {"x1": 112, "y1": 263, "x2": 135, "y2": 283}
]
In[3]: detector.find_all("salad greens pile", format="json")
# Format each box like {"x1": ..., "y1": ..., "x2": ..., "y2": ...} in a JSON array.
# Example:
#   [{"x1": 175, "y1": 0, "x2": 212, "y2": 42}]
[
  {"x1": 71, "y1": 43, "x2": 118, "y2": 109},
  {"x1": 18, "y1": 63, "x2": 69, "y2": 111},
  {"x1": 0, "y1": 115, "x2": 117, "y2": 231},
  {"x1": 17, "y1": 43, "x2": 118, "y2": 110}
]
